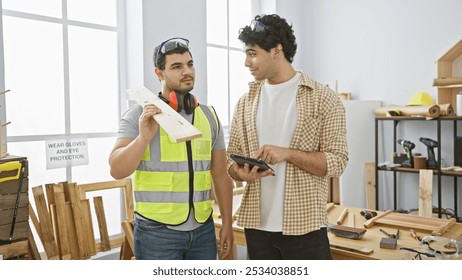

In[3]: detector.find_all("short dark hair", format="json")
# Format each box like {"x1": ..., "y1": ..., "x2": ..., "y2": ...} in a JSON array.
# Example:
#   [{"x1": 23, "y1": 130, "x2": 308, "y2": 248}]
[
  {"x1": 153, "y1": 44, "x2": 192, "y2": 70},
  {"x1": 238, "y1": 14, "x2": 297, "y2": 63}
]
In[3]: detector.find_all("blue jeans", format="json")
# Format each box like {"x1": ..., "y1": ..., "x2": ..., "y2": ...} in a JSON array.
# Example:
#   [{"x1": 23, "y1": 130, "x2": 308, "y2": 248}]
[{"x1": 134, "y1": 217, "x2": 217, "y2": 260}]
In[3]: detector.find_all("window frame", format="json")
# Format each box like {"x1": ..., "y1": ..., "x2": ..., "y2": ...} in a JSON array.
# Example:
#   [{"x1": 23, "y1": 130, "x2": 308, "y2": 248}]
[{"x1": 1, "y1": 0, "x2": 127, "y2": 182}]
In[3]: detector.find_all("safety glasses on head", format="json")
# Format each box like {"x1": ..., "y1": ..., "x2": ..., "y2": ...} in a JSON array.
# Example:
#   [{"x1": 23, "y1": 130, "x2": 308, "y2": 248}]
[
  {"x1": 250, "y1": 20, "x2": 269, "y2": 32},
  {"x1": 155, "y1": 37, "x2": 190, "y2": 67}
]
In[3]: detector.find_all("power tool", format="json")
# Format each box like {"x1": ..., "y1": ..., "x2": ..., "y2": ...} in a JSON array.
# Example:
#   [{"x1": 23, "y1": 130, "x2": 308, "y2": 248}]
[
  {"x1": 419, "y1": 137, "x2": 438, "y2": 169},
  {"x1": 397, "y1": 139, "x2": 415, "y2": 168}
]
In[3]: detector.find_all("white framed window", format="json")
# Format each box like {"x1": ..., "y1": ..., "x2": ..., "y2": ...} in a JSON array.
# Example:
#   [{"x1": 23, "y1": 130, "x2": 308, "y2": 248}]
[
  {"x1": 206, "y1": 0, "x2": 253, "y2": 128},
  {"x1": 1, "y1": 0, "x2": 126, "y2": 244}
]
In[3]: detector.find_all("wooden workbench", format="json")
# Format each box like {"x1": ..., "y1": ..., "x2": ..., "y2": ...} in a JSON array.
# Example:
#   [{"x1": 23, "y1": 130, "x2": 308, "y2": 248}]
[{"x1": 214, "y1": 203, "x2": 462, "y2": 260}]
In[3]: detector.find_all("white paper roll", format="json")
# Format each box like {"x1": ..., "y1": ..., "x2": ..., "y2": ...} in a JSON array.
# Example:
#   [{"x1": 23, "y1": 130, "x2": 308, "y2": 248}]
[{"x1": 457, "y1": 92, "x2": 462, "y2": 116}]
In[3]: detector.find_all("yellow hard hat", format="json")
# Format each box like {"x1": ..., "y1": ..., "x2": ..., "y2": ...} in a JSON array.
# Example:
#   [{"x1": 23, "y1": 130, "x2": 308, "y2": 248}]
[{"x1": 406, "y1": 92, "x2": 435, "y2": 106}]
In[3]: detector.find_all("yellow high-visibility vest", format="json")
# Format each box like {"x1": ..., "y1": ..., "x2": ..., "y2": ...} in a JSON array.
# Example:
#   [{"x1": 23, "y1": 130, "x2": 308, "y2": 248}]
[{"x1": 134, "y1": 105, "x2": 219, "y2": 225}]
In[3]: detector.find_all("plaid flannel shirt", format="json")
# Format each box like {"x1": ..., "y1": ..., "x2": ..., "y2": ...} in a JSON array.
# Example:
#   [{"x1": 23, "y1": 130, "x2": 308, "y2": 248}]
[{"x1": 227, "y1": 71, "x2": 349, "y2": 235}]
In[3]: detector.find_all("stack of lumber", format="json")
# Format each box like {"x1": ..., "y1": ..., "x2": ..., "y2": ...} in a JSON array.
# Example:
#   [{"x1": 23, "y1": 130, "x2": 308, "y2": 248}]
[{"x1": 29, "y1": 179, "x2": 133, "y2": 260}]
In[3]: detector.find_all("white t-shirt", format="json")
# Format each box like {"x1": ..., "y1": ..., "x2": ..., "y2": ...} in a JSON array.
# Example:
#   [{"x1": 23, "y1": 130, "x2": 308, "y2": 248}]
[{"x1": 256, "y1": 73, "x2": 300, "y2": 231}]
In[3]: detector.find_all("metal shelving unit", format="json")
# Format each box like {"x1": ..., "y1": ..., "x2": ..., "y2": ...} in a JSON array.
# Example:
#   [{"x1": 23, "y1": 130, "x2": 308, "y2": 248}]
[{"x1": 375, "y1": 116, "x2": 461, "y2": 220}]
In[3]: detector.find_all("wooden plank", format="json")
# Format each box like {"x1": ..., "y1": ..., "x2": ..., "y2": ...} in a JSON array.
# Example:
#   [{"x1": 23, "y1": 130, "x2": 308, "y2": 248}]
[
  {"x1": 44, "y1": 183, "x2": 56, "y2": 211},
  {"x1": 347, "y1": 213, "x2": 355, "y2": 228},
  {"x1": 0, "y1": 192, "x2": 29, "y2": 209},
  {"x1": 0, "y1": 178, "x2": 29, "y2": 195},
  {"x1": 119, "y1": 237, "x2": 134, "y2": 260},
  {"x1": 79, "y1": 179, "x2": 130, "y2": 192},
  {"x1": 61, "y1": 181, "x2": 72, "y2": 202},
  {"x1": 327, "y1": 177, "x2": 340, "y2": 204},
  {"x1": 81, "y1": 199, "x2": 96, "y2": 257},
  {"x1": 363, "y1": 210, "x2": 456, "y2": 235},
  {"x1": 64, "y1": 202, "x2": 79, "y2": 259},
  {"x1": 67, "y1": 182, "x2": 89, "y2": 259},
  {"x1": 53, "y1": 184, "x2": 71, "y2": 260},
  {"x1": 433, "y1": 77, "x2": 462, "y2": 86},
  {"x1": 419, "y1": 169, "x2": 433, "y2": 218},
  {"x1": 28, "y1": 227, "x2": 41, "y2": 260},
  {"x1": 364, "y1": 162, "x2": 376, "y2": 209},
  {"x1": 0, "y1": 206, "x2": 28, "y2": 226},
  {"x1": 0, "y1": 240, "x2": 28, "y2": 259},
  {"x1": 329, "y1": 241, "x2": 373, "y2": 255},
  {"x1": 336, "y1": 208, "x2": 348, "y2": 225},
  {"x1": 122, "y1": 180, "x2": 134, "y2": 221},
  {"x1": 93, "y1": 196, "x2": 111, "y2": 252},
  {"x1": 120, "y1": 220, "x2": 134, "y2": 260},
  {"x1": 49, "y1": 204, "x2": 59, "y2": 257},
  {"x1": 78, "y1": 179, "x2": 134, "y2": 221},
  {"x1": 127, "y1": 86, "x2": 202, "y2": 143},
  {"x1": 0, "y1": 220, "x2": 28, "y2": 240},
  {"x1": 71, "y1": 179, "x2": 135, "y2": 258},
  {"x1": 31, "y1": 185, "x2": 59, "y2": 259},
  {"x1": 28, "y1": 206, "x2": 43, "y2": 243}
]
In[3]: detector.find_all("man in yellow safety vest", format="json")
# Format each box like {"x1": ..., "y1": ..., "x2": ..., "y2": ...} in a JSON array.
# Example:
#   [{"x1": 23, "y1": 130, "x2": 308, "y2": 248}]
[{"x1": 109, "y1": 37, "x2": 234, "y2": 260}]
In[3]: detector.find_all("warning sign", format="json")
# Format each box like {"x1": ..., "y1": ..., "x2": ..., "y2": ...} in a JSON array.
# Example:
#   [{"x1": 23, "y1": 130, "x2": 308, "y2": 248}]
[{"x1": 45, "y1": 138, "x2": 89, "y2": 169}]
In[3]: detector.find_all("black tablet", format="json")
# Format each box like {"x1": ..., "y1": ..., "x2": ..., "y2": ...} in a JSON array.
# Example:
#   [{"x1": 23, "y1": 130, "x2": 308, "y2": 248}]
[{"x1": 230, "y1": 154, "x2": 274, "y2": 173}]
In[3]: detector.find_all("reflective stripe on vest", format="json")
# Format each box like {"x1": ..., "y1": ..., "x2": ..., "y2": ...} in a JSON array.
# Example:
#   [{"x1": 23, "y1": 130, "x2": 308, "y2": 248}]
[{"x1": 134, "y1": 105, "x2": 218, "y2": 225}]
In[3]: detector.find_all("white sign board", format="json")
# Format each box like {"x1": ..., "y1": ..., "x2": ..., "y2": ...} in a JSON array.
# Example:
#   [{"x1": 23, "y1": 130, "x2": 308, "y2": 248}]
[{"x1": 46, "y1": 138, "x2": 89, "y2": 169}]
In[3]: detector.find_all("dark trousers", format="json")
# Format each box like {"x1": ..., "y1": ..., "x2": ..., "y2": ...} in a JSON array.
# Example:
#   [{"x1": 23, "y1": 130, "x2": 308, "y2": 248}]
[{"x1": 244, "y1": 227, "x2": 332, "y2": 260}]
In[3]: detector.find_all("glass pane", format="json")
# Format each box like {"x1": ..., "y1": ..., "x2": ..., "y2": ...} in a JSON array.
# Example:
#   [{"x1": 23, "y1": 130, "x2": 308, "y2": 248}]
[
  {"x1": 207, "y1": 47, "x2": 229, "y2": 125},
  {"x1": 206, "y1": 0, "x2": 227, "y2": 45},
  {"x1": 2, "y1": 0, "x2": 62, "y2": 18},
  {"x1": 3, "y1": 17, "x2": 65, "y2": 136},
  {"x1": 84, "y1": 188, "x2": 123, "y2": 238},
  {"x1": 68, "y1": 26, "x2": 118, "y2": 134},
  {"x1": 72, "y1": 137, "x2": 115, "y2": 184},
  {"x1": 229, "y1": 50, "x2": 252, "y2": 120},
  {"x1": 67, "y1": 0, "x2": 117, "y2": 26},
  {"x1": 229, "y1": 0, "x2": 252, "y2": 48}
]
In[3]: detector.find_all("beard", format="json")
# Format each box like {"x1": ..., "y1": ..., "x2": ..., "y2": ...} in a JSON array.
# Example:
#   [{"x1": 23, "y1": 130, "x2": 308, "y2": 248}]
[{"x1": 175, "y1": 78, "x2": 194, "y2": 94}]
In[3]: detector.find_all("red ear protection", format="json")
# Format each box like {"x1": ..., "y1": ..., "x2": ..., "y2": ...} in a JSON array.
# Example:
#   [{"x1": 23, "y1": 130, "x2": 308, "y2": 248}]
[{"x1": 160, "y1": 91, "x2": 198, "y2": 114}]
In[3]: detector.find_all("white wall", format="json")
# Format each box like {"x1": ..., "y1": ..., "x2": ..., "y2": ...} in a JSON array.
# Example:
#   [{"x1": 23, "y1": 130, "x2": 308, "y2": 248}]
[
  {"x1": 300, "y1": 0, "x2": 462, "y2": 212},
  {"x1": 303, "y1": 0, "x2": 462, "y2": 103},
  {"x1": 127, "y1": 0, "x2": 208, "y2": 103}
]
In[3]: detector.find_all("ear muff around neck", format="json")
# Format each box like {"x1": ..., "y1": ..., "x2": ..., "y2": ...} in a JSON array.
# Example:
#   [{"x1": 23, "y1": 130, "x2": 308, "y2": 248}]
[
  {"x1": 160, "y1": 91, "x2": 198, "y2": 114},
  {"x1": 182, "y1": 92, "x2": 198, "y2": 114}
]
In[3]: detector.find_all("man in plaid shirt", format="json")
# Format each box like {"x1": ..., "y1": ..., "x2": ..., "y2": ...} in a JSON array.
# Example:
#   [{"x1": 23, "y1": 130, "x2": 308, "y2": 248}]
[{"x1": 227, "y1": 14, "x2": 348, "y2": 260}]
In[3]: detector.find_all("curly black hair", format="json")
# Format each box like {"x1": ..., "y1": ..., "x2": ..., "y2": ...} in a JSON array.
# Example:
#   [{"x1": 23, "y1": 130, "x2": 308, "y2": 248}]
[{"x1": 238, "y1": 14, "x2": 297, "y2": 63}]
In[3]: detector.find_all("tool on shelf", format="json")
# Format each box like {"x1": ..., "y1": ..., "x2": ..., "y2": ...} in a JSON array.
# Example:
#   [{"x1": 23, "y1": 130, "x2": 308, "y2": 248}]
[
  {"x1": 0, "y1": 160, "x2": 26, "y2": 245},
  {"x1": 397, "y1": 139, "x2": 415, "y2": 168},
  {"x1": 419, "y1": 137, "x2": 438, "y2": 169}
]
